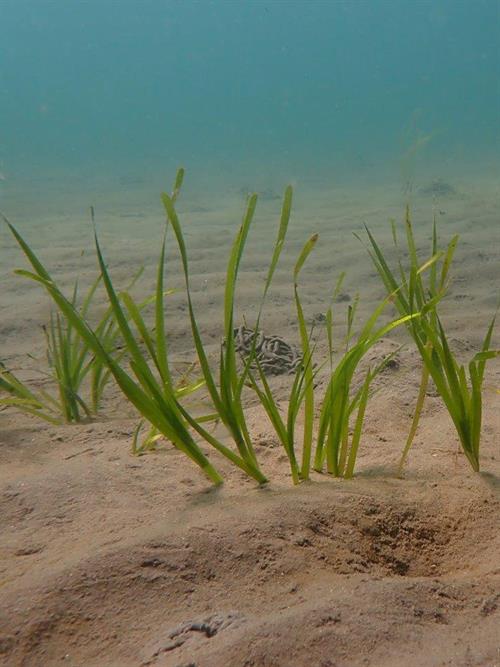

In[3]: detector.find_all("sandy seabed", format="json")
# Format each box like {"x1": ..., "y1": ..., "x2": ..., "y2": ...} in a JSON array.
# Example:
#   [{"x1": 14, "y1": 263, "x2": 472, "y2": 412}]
[{"x1": 0, "y1": 172, "x2": 499, "y2": 666}]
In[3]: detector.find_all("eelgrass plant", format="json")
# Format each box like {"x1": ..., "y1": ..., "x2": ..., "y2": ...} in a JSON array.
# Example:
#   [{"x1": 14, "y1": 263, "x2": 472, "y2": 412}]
[
  {"x1": 313, "y1": 290, "x2": 414, "y2": 478},
  {"x1": 161, "y1": 183, "x2": 262, "y2": 481},
  {"x1": 6, "y1": 233, "x2": 227, "y2": 483},
  {"x1": 244, "y1": 233, "x2": 318, "y2": 485},
  {"x1": 363, "y1": 207, "x2": 499, "y2": 473},
  {"x1": 41, "y1": 273, "x2": 113, "y2": 423},
  {"x1": 246, "y1": 232, "x2": 416, "y2": 482},
  {"x1": 6, "y1": 171, "x2": 294, "y2": 485},
  {"x1": 0, "y1": 254, "x2": 143, "y2": 424},
  {"x1": 160, "y1": 173, "x2": 296, "y2": 483},
  {"x1": 0, "y1": 273, "x2": 116, "y2": 425},
  {"x1": 0, "y1": 361, "x2": 60, "y2": 424}
]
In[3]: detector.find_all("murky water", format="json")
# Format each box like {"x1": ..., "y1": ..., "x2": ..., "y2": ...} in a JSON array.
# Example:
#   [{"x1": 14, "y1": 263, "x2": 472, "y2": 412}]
[
  {"x1": 1, "y1": 0, "x2": 498, "y2": 208},
  {"x1": 0, "y1": 0, "x2": 498, "y2": 363}
]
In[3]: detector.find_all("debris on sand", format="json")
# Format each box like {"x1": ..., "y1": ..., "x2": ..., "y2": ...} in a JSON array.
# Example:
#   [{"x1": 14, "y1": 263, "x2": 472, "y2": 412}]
[
  {"x1": 418, "y1": 178, "x2": 457, "y2": 197},
  {"x1": 233, "y1": 325, "x2": 303, "y2": 375}
]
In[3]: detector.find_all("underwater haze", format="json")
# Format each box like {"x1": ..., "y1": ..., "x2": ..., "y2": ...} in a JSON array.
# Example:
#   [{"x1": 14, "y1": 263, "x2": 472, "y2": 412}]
[{"x1": 0, "y1": 0, "x2": 499, "y2": 204}]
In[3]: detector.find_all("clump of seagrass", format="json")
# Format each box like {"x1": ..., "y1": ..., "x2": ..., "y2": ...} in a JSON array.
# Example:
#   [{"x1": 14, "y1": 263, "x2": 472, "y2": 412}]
[
  {"x1": 362, "y1": 206, "x2": 499, "y2": 474},
  {"x1": 233, "y1": 325, "x2": 302, "y2": 375}
]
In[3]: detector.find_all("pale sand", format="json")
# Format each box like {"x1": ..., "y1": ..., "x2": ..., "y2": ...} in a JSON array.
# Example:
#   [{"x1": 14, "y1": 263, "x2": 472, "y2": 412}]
[{"x1": 0, "y1": 172, "x2": 499, "y2": 666}]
